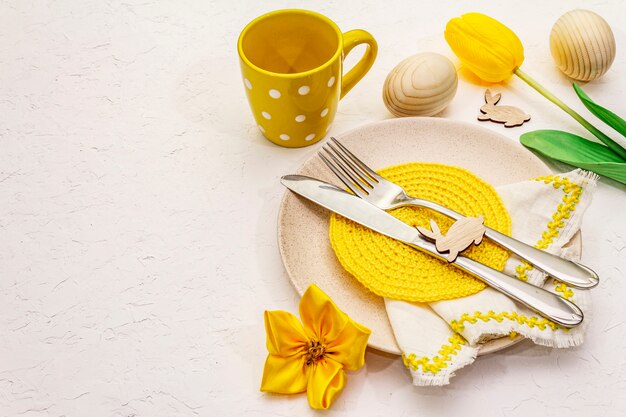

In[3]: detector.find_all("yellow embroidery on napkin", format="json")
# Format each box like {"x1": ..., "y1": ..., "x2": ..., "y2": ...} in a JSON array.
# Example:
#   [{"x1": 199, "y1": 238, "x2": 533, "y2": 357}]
[
  {"x1": 329, "y1": 163, "x2": 512, "y2": 302},
  {"x1": 450, "y1": 311, "x2": 564, "y2": 333},
  {"x1": 555, "y1": 282, "x2": 575, "y2": 300},
  {"x1": 515, "y1": 175, "x2": 582, "y2": 282},
  {"x1": 402, "y1": 334, "x2": 466, "y2": 374}
]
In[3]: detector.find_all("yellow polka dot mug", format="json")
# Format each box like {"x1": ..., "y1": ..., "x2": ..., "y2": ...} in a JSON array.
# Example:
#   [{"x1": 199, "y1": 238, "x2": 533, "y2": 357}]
[{"x1": 238, "y1": 9, "x2": 377, "y2": 148}]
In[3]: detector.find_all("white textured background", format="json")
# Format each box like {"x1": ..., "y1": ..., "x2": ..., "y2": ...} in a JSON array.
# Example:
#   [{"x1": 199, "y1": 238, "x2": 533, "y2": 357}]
[{"x1": 1, "y1": 1, "x2": 625, "y2": 416}]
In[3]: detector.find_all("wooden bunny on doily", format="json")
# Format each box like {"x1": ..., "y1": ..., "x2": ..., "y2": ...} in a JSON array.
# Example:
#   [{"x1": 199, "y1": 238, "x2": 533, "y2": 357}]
[
  {"x1": 478, "y1": 89, "x2": 530, "y2": 127},
  {"x1": 417, "y1": 215, "x2": 486, "y2": 262}
]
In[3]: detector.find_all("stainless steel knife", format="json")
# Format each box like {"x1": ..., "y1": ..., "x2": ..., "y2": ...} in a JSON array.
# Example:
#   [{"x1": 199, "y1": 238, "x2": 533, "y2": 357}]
[{"x1": 281, "y1": 174, "x2": 583, "y2": 328}]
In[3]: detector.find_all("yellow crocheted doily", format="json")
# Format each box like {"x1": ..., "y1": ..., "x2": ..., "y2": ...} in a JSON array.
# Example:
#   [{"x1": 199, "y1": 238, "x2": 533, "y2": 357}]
[{"x1": 329, "y1": 162, "x2": 512, "y2": 302}]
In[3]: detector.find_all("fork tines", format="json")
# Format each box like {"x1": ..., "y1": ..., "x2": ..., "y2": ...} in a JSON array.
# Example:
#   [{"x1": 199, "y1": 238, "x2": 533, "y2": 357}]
[{"x1": 319, "y1": 137, "x2": 382, "y2": 197}]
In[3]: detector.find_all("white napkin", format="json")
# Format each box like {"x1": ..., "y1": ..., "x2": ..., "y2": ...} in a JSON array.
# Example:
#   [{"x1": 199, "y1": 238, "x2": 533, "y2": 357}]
[{"x1": 385, "y1": 170, "x2": 597, "y2": 386}]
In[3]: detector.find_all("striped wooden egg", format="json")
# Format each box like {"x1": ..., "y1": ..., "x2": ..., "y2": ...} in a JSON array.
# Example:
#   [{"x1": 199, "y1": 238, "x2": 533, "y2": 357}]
[
  {"x1": 383, "y1": 52, "x2": 458, "y2": 117},
  {"x1": 550, "y1": 9, "x2": 616, "y2": 82}
]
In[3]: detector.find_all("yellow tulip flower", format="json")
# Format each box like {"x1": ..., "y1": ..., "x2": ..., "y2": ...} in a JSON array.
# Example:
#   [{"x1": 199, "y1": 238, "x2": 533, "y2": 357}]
[
  {"x1": 260, "y1": 284, "x2": 370, "y2": 410},
  {"x1": 445, "y1": 12, "x2": 524, "y2": 83}
]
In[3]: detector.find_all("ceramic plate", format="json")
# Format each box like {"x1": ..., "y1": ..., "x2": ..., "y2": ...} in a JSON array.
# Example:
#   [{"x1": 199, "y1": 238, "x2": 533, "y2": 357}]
[{"x1": 277, "y1": 117, "x2": 581, "y2": 355}]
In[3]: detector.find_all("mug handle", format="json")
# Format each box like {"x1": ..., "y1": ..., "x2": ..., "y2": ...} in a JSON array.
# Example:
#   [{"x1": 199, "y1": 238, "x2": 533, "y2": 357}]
[{"x1": 340, "y1": 29, "x2": 378, "y2": 99}]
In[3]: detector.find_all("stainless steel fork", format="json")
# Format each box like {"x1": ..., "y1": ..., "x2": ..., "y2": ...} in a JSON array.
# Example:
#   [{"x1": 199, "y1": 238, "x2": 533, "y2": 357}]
[{"x1": 319, "y1": 137, "x2": 599, "y2": 289}]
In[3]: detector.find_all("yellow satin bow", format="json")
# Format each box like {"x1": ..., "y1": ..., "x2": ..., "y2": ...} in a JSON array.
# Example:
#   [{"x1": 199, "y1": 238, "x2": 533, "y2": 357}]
[{"x1": 260, "y1": 284, "x2": 371, "y2": 410}]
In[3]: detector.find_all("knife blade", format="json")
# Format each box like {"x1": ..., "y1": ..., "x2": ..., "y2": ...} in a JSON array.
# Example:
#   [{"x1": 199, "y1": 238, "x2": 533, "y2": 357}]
[{"x1": 281, "y1": 174, "x2": 583, "y2": 328}]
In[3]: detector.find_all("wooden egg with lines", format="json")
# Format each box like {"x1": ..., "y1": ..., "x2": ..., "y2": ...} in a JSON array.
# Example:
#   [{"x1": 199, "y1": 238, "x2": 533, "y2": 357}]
[
  {"x1": 550, "y1": 9, "x2": 616, "y2": 82},
  {"x1": 383, "y1": 52, "x2": 458, "y2": 117}
]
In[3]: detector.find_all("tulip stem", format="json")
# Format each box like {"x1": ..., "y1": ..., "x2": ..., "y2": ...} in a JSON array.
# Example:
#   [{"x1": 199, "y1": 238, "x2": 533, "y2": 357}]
[{"x1": 514, "y1": 67, "x2": 626, "y2": 160}]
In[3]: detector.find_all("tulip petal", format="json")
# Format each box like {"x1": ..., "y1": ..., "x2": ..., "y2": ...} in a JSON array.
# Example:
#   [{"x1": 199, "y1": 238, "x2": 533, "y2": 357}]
[
  {"x1": 299, "y1": 285, "x2": 350, "y2": 343},
  {"x1": 307, "y1": 359, "x2": 346, "y2": 410},
  {"x1": 446, "y1": 30, "x2": 509, "y2": 82},
  {"x1": 260, "y1": 354, "x2": 309, "y2": 394},
  {"x1": 326, "y1": 319, "x2": 371, "y2": 371},
  {"x1": 462, "y1": 13, "x2": 524, "y2": 66},
  {"x1": 445, "y1": 13, "x2": 524, "y2": 83},
  {"x1": 264, "y1": 310, "x2": 308, "y2": 356}
]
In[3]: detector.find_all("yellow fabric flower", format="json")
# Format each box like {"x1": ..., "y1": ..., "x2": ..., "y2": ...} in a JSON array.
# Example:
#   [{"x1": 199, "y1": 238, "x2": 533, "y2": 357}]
[
  {"x1": 445, "y1": 12, "x2": 524, "y2": 82},
  {"x1": 260, "y1": 284, "x2": 371, "y2": 410}
]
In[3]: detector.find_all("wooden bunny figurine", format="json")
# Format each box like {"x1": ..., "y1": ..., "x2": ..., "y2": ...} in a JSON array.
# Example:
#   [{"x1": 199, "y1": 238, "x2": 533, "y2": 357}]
[
  {"x1": 416, "y1": 215, "x2": 486, "y2": 262},
  {"x1": 478, "y1": 89, "x2": 531, "y2": 127}
]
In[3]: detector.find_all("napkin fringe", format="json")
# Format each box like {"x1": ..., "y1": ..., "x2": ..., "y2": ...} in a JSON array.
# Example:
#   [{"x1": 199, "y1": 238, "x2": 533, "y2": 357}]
[
  {"x1": 537, "y1": 331, "x2": 584, "y2": 348},
  {"x1": 409, "y1": 345, "x2": 478, "y2": 386},
  {"x1": 572, "y1": 169, "x2": 599, "y2": 188}
]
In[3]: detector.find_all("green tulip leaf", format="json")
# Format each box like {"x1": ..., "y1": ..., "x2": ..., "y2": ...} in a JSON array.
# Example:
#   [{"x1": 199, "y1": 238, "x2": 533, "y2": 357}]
[
  {"x1": 572, "y1": 83, "x2": 626, "y2": 160},
  {"x1": 573, "y1": 83, "x2": 626, "y2": 137},
  {"x1": 520, "y1": 130, "x2": 626, "y2": 185}
]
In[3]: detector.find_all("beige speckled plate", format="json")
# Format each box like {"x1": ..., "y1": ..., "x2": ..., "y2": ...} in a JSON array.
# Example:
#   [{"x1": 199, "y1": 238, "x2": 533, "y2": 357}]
[{"x1": 277, "y1": 117, "x2": 581, "y2": 355}]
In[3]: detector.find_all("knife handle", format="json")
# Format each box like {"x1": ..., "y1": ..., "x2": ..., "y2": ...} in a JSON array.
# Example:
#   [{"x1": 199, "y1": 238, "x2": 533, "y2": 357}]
[
  {"x1": 408, "y1": 236, "x2": 583, "y2": 327},
  {"x1": 453, "y1": 254, "x2": 583, "y2": 327},
  {"x1": 413, "y1": 199, "x2": 599, "y2": 289}
]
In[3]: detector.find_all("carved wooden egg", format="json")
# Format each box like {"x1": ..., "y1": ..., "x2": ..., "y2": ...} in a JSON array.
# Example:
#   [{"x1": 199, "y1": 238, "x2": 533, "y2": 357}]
[
  {"x1": 383, "y1": 52, "x2": 458, "y2": 117},
  {"x1": 550, "y1": 9, "x2": 616, "y2": 82}
]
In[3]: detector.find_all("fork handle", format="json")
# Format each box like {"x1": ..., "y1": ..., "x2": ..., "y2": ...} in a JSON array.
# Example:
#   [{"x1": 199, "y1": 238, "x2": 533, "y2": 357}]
[
  {"x1": 484, "y1": 228, "x2": 598, "y2": 289},
  {"x1": 411, "y1": 199, "x2": 599, "y2": 289}
]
